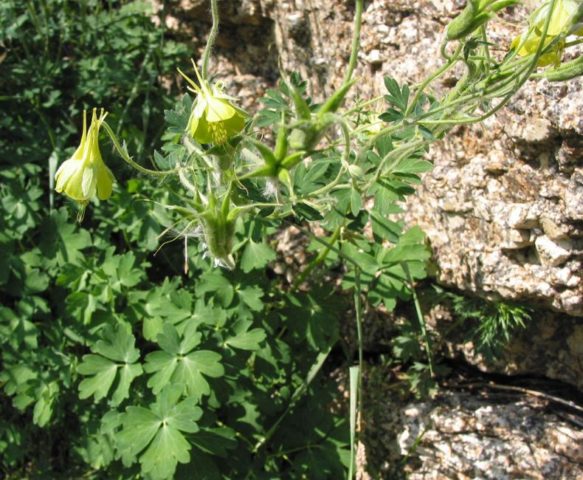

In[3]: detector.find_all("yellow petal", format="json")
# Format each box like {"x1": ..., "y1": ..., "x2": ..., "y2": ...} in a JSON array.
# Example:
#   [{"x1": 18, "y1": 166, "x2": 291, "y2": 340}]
[
  {"x1": 55, "y1": 159, "x2": 80, "y2": 193},
  {"x1": 192, "y1": 113, "x2": 214, "y2": 144},
  {"x1": 96, "y1": 163, "x2": 115, "y2": 200},
  {"x1": 82, "y1": 167, "x2": 96, "y2": 199},
  {"x1": 205, "y1": 96, "x2": 236, "y2": 123}
]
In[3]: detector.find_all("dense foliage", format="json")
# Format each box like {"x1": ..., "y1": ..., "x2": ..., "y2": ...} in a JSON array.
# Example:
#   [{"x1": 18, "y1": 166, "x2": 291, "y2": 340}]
[
  {"x1": 0, "y1": 2, "x2": 352, "y2": 477},
  {"x1": 1, "y1": 0, "x2": 580, "y2": 478}
]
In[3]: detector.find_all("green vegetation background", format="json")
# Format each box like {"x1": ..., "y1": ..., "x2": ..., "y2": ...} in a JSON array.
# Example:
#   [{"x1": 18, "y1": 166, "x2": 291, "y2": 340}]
[{"x1": 0, "y1": 1, "x2": 350, "y2": 478}]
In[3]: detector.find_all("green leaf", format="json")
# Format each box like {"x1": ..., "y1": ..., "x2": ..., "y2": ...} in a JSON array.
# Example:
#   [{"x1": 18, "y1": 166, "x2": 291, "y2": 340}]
[
  {"x1": 225, "y1": 328, "x2": 266, "y2": 351},
  {"x1": 144, "y1": 324, "x2": 223, "y2": 398},
  {"x1": 240, "y1": 240, "x2": 276, "y2": 273},
  {"x1": 370, "y1": 212, "x2": 403, "y2": 243},
  {"x1": 38, "y1": 209, "x2": 92, "y2": 266},
  {"x1": 237, "y1": 285, "x2": 264, "y2": 312},
  {"x1": 33, "y1": 381, "x2": 59, "y2": 427},
  {"x1": 190, "y1": 427, "x2": 237, "y2": 457},
  {"x1": 118, "y1": 386, "x2": 202, "y2": 480},
  {"x1": 77, "y1": 322, "x2": 143, "y2": 405},
  {"x1": 196, "y1": 271, "x2": 234, "y2": 307}
]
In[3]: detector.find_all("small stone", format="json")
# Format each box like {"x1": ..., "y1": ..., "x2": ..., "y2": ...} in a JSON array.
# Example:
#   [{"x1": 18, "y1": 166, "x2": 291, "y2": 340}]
[
  {"x1": 521, "y1": 118, "x2": 553, "y2": 144},
  {"x1": 540, "y1": 217, "x2": 569, "y2": 240},
  {"x1": 507, "y1": 203, "x2": 538, "y2": 229},
  {"x1": 535, "y1": 235, "x2": 572, "y2": 267},
  {"x1": 554, "y1": 267, "x2": 579, "y2": 288},
  {"x1": 550, "y1": 425, "x2": 583, "y2": 463},
  {"x1": 367, "y1": 49, "x2": 383, "y2": 65},
  {"x1": 561, "y1": 293, "x2": 583, "y2": 317},
  {"x1": 501, "y1": 229, "x2": 533, "y2": 250}
]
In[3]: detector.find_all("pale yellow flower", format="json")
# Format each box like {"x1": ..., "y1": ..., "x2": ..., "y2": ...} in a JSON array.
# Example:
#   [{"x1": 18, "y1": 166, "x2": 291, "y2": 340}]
[
  {"x1": 178, "y1": 61, "x2": 246, "y2": 145},
  {"x1": 512, "y1": 0, "x2": 583, "y2": 66},
  {"x1": 55, "y1": 109, "x2": 115, "y2": 205}
]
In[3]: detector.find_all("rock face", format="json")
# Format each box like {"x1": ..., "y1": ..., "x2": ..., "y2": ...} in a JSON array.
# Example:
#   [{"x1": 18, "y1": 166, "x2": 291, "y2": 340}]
[
  {"x1": 359, "y1": 364, "x2": 583, "y2": 479},
  {"x1": 397, "y1": 390, "x2": 583, "y2": 479},
  {"x1": 158, "y1": 0, "x2": 582, "y2": 316}
]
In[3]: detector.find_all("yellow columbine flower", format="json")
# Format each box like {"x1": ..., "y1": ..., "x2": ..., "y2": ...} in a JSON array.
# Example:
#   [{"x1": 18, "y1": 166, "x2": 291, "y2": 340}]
[
  {"x1": 512, "y1": 0, "x2": 583, "y2": 66},
  {"x1": 530, "y1": 0, "x2": 582, "y2": 36},
  {"x1": 55, "y1": 109, "x2": 115, "y2": 205},
  {"x1": 178, "y1": 60, "x2": 246, "y2": 145},
  {"x1": 511, "y1": 30, "x2": 565, "y2": 66}
]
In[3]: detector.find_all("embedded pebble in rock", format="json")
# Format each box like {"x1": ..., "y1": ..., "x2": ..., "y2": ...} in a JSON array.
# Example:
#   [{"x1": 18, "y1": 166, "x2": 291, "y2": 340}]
[{"x1": 535, "y1": 235, "x2": 573, "y2": 267}]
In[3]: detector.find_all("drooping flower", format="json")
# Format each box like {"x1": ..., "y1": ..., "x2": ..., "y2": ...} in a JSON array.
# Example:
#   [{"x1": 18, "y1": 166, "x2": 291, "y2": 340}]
[
  {"x1": 530, "y1": 0, "x2": 583, "y2": 36},
  {"x1": 178, "y1": 61, "x2": 246, "y2": 145},
  {"x1": 512, "y1": 0, "x2": 583, "y2": 66},
  {"x1": 55, "y1": 109, "x2": 115, "y2": 206}
]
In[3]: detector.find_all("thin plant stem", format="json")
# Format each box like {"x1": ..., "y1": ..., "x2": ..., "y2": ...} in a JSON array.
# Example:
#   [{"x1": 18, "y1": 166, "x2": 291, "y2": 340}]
[
  {"x1": 404, "y1": 43, "x2": 463, "y2": 117},
  {"x1": 342, "y1": 0, "x2": 364, "y2": 86},
  {"x1": 102, "y1": 122, "x2": 176, "y2": 176},
  {"x1": 402, "y1": 263, "x2": 434, "y2": 376},
  {"x1": 202, "y1": 0, "x2": 220, "y2": 79},
  {"x1": 349, "y1": 267, "x2": 364, "y2": 479},
  {"x1": 353, "y1": 266, "x2": 363, "y2": 404},
  {"x1": 292, "y1": 225, "x2": 341, "y2": 290}
]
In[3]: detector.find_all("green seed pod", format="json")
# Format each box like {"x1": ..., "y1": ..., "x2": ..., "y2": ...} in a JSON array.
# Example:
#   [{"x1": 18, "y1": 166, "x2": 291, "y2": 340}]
[
  {"x1": 202, "y1": 214, "x2": 236, "y2": 269},
  {"x1": 288, "y1": 126, "x2": 316, "y2": 151},
  {"x1": 289, "y1": 82, "x2": 312, "y2": 120},
  {"x1": 447, "y1": 1, "x2": 478, "y2": 40},
  {"x1": 542, "y1": 55, "x2": 583, "y2": 81},
  {"x1": 280, "y1": 151, "x2": 306, "y2": 170}
]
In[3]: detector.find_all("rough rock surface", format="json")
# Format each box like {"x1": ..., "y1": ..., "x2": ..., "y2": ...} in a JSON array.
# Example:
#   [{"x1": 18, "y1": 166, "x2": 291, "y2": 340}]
[
  {"x1": 358, "y1": 364, "x2": 583, "y2": 479},
  {"x1": 397, "y1": 391, "x2": 583, "y2": 479},
  {"x1": 156, "y1": 0, "x2": 583, "y2": 316}
]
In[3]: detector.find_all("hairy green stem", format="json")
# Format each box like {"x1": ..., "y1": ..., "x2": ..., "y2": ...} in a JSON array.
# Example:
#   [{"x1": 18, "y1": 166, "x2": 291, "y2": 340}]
[
  {"x1": 342, "y1": 0, "x2": 364, "y2": 86},
  {"x1": 353, "y1": 266, "x2": 363, "y2": 414},
  {"x1": 404, "y1": 43, "x2": 463, "y2": 117},
  {"x1": 102, "y1": 122, "x2": 176, "y2": 176},
  {"x1": 202, "y1": 0, "x2": 220, "y2": 79}
]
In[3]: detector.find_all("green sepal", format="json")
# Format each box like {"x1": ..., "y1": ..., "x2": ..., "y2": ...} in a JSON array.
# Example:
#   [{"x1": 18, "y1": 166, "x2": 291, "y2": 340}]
[
  {"x1": 273, "y1": 114, "x2": 288, "y2": 161},
  {"x1": 288, "y1": 81, "x2": 312, "y2": 120},
  {"x1": 447, "y1": 1, "x2": 478, "y2": 41},
  {"x1": 489, "y1": 0, "x2": 519, "y2": 13},
  {"x1": 277, "y1": 168, "x2": 293, "y2": 190},
  {"x1": 248, "y1": 139, "x2": 277, "y2": 166},
  {"x1": 280, "y1": 151, "x2": 306, "y2": 170},
  {"x1": 239, "y1": 164, "x2": 278, "y2": 180},
  {"x1": 317, "y1": 80, "x2": 356, "y2": 116}
]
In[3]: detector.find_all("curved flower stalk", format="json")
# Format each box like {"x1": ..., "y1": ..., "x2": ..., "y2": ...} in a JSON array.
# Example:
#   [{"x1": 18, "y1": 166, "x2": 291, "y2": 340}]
[
  {"x1": 178, "y1": 60, "x2": 246, "y2": 145},
  {"x1": 55, "y1": 109, "x2": 114, "y2": 212},
  {"x1": 512, "y1": 0, "x2": 583, "y2": 66},
  {"x1": 446, "y1": 0, "x2": 519, "y2": 41}
]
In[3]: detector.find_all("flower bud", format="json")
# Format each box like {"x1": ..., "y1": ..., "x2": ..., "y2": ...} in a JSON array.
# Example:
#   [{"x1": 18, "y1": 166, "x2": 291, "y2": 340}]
[{"x1": 200, "y1": 190, "x2": 238, "y2": 269}]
